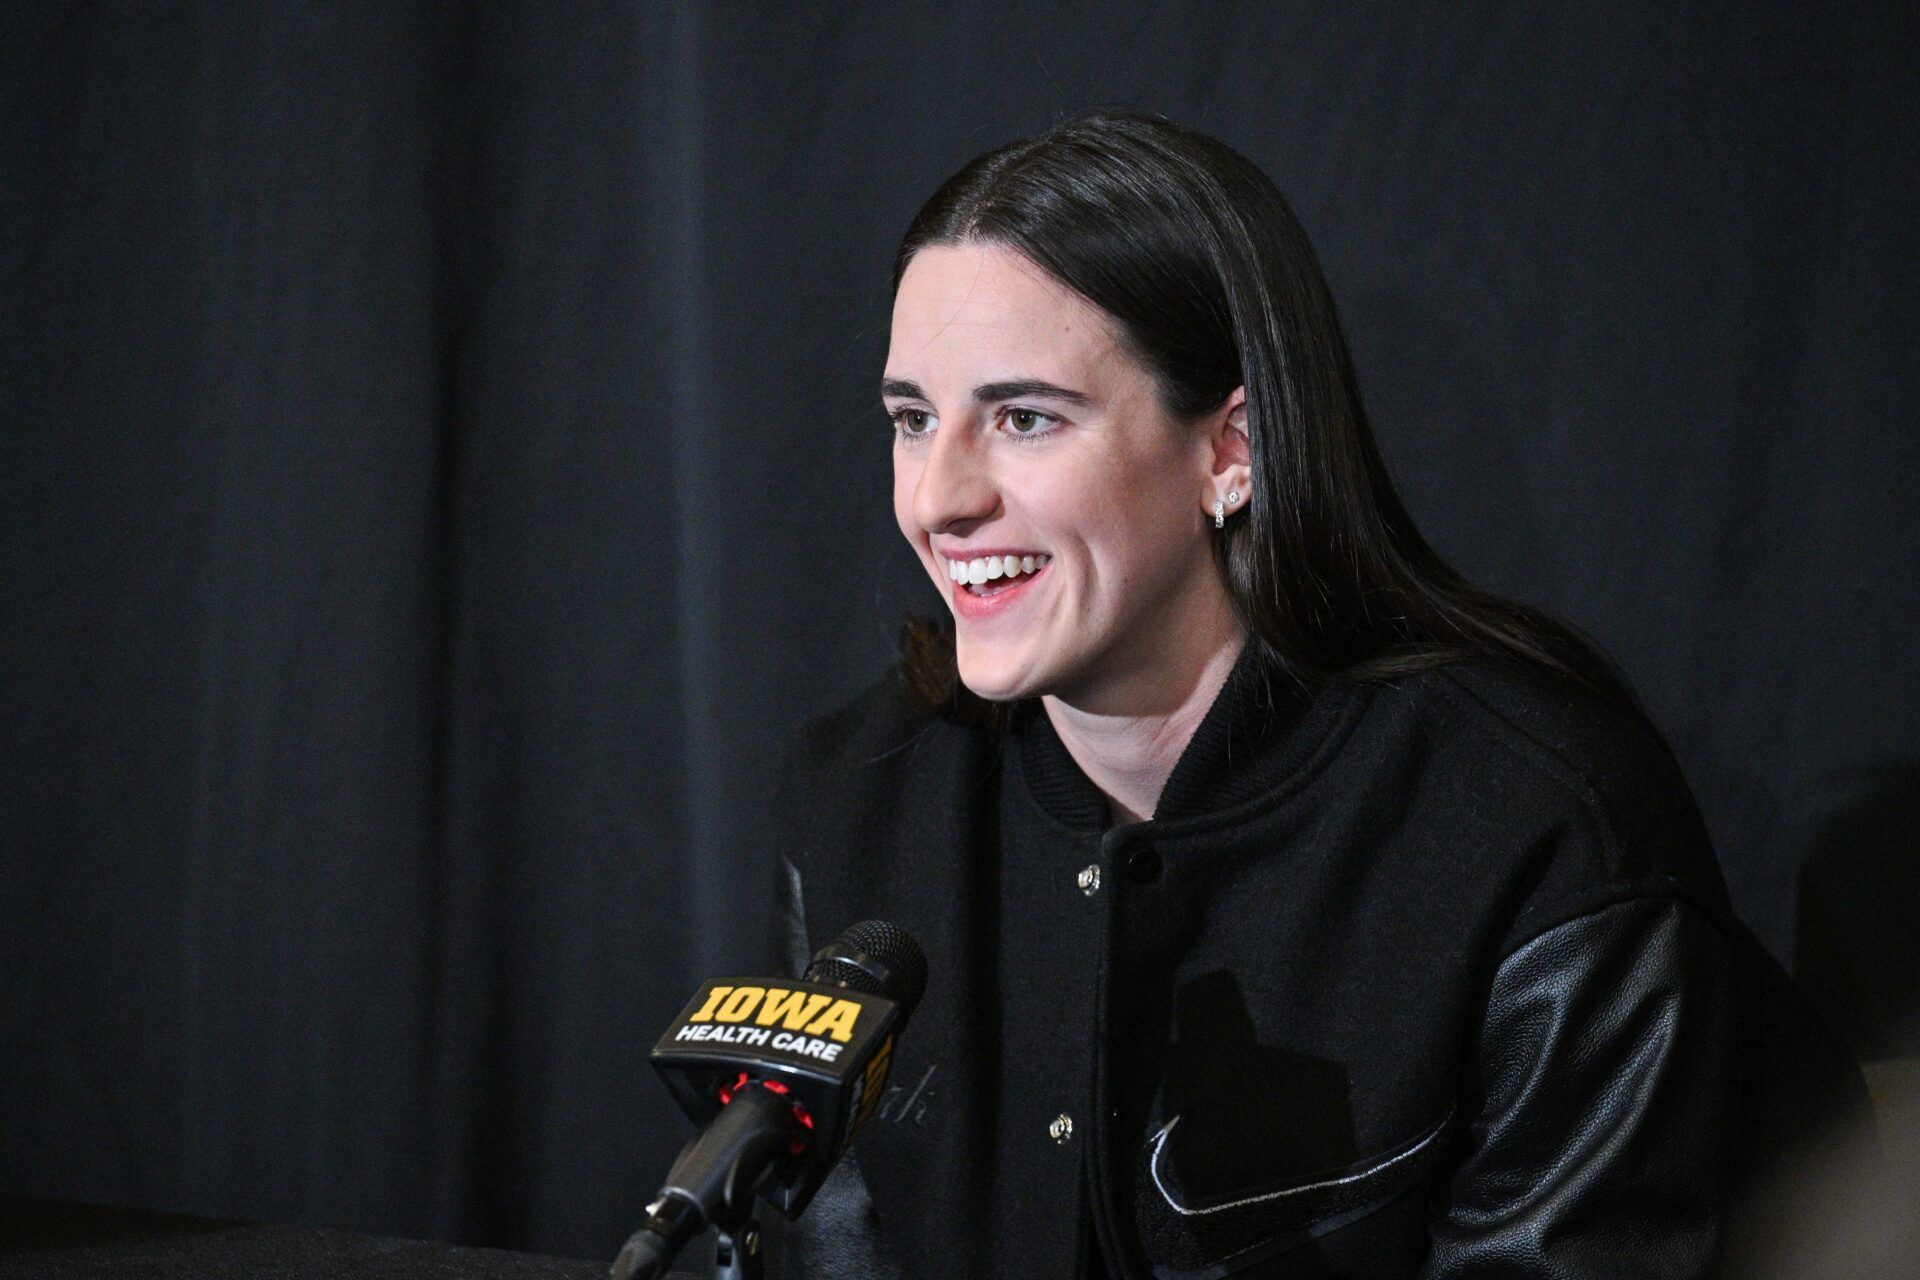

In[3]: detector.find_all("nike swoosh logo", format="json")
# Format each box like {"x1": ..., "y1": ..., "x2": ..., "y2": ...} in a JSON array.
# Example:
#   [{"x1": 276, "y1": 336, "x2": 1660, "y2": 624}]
[{"x1": 1147, "y1": 1105, "x2": 1456, "y2": 1217}]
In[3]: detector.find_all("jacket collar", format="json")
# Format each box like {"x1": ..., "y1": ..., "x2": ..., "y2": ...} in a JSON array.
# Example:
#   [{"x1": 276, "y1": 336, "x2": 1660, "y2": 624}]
[{"x1": 1011, "y1": 640, "x2": 1356, "y2": 832}]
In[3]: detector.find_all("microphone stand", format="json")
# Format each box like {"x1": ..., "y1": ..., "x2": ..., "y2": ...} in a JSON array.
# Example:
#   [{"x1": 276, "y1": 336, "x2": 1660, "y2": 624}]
[
  {"x1": 712, "y1": 1221, "x2": 763, "y2": 1280},
  {"x1": 611, "y1": 1087, "x2": 786, "y2": 1280}
]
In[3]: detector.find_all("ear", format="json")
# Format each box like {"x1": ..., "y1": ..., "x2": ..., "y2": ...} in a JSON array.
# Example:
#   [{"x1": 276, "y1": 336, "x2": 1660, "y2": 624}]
[{"x1": 1200, "y1": 385, "x2": 1252, "y2": 519}]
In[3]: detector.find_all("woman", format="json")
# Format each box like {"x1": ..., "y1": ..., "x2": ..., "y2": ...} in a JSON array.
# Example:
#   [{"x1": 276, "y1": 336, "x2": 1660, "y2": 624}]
[{"x1": 765, "y1": 110, "x2": 1850, "y2": 1278}]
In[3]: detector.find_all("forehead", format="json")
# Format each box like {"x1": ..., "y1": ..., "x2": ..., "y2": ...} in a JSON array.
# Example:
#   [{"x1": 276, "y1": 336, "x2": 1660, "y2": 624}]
[{"x1": 886, "y1": 242, "x2": 1126, "y2": 384}]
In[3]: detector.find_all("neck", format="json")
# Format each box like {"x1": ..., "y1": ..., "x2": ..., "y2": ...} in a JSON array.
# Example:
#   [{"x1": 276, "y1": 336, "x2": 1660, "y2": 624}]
[{"x1": 1041, "y1": 604, "x2": 1248, "y2": 826}]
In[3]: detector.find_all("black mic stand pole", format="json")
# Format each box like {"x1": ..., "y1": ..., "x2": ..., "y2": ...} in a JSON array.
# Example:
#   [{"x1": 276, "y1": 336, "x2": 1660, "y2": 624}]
[
  {"x1": 711, "y1": 1220, "x2": 763, "y2": 1280},
  {"x1": 611, "y1": 1087, "x2": 785, "y2": 1280}
]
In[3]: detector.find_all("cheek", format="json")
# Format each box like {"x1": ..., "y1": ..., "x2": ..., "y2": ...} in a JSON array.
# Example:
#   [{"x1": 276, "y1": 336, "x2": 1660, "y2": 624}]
[
  {"x1": 1020, "y1": 455, "x2": 1124, "y2": 529},
  {"x1": 1054, "y1": 459, "x2": 1197, "y2": 589},
  {"x1": 1043, "y1": 455, "x2": 1174, "y2": 538}
]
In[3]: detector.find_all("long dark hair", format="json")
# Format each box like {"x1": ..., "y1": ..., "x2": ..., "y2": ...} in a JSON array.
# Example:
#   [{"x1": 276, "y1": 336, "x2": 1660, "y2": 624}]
[{"x1": 893, "y1": 109, "x2": 1651, "y2": 731}]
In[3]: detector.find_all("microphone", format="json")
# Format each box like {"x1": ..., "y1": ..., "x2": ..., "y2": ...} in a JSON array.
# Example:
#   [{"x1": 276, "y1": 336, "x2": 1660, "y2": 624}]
[{"x1": 611, "y1": 920, "x2": 929, "y2": 1280}]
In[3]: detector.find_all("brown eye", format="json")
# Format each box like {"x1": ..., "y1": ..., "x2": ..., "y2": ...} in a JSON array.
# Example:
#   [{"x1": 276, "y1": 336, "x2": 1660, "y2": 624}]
[{"x1": 1002, "y1": 408, "x2": 1059, "y2": 438}]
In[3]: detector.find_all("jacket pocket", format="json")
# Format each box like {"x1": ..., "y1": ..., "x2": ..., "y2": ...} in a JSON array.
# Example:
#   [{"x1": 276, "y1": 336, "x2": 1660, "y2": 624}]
[{"x1": 1130, "y1": 1105, "x2": 1456, "y2": 1279}]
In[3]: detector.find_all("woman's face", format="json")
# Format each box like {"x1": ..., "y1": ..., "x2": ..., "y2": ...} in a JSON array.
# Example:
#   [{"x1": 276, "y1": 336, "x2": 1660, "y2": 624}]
[{"x1": 885, "y1": 241, "x2": 1246, "y2": 709}]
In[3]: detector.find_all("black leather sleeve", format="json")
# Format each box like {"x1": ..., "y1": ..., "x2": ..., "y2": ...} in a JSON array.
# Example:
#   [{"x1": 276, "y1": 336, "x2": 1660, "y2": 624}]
[{"x1": 1420, "y1": 896, "x2": 1739, "y2": 1279}]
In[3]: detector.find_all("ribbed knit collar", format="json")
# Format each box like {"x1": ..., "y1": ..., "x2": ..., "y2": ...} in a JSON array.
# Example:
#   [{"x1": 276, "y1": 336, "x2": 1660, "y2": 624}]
[{"x1": 1011, "y1": 640, "x2": 1359, "y2": 832}]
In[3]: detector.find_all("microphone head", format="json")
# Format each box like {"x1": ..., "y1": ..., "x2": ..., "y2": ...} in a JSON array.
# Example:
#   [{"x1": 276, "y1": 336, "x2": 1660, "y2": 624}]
[{"x1": 803, "y1": 919, "x2": 928, "y2": 1017}]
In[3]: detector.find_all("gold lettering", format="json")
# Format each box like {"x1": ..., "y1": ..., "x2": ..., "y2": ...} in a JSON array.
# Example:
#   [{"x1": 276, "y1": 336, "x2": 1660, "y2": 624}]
[
  {"x1": 755, "y1": 988, "x2": 834, "y2": 1030},
  {"x1": 804, "y1": 998, "x2": 862, "y2": 1043},
  {"x1": 688, "y1": 985, "x2": 733, "y2": 1023},
  {"x1": 715, "y1": 986, "x2": 765, "y2": 1023},
  {"x1": 856, "y1": 1036, "x2": 894, "y2": 1125}
]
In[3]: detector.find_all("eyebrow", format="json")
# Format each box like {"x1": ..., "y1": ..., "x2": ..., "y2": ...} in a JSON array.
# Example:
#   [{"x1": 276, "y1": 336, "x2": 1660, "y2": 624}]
[{"x1": 880, "y1": 377, "x2": 1092, "y2": 407}]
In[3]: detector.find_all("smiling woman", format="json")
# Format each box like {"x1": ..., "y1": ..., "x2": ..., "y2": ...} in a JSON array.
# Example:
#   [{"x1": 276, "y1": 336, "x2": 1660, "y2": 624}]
[
  {"x1": 764, "y1": 111, "x2": 1863, "y2": 1279},
  {"x1": 883, "y1": 241, "x2": 1249, "y2": 761}
]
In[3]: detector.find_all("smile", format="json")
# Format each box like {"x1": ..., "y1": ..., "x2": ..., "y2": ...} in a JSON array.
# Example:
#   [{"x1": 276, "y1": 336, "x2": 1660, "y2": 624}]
[
  {"x1": 946, "y1": 552, "x2": 1050, "y2": 590},
  {"x1": 942, "y1": 552, "x2": 1052, "y2": 618}
]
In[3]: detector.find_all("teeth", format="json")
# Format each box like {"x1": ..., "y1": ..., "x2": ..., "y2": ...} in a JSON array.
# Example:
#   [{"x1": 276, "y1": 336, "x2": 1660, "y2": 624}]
[{"x1": 946, "y1": 553, "x2": 1051, "y2": 590}]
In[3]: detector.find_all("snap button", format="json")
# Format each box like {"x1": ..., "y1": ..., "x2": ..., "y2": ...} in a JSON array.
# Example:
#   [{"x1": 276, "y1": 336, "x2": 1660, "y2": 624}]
[
  {"x1": 1076, "y1": 864, "x2": 1101, "y2": 896},
  {"x1": 1124, "y1": 845, "x2": 1162, "y2": 884},
  {"x1": 1048, "y1": 1113, "x2": 1074, "y2": 1144}
]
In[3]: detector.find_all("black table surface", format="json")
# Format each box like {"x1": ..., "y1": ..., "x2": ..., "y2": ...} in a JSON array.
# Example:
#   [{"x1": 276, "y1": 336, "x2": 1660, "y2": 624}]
[{"x1": 0, "y1": 1195, "x2": 705, "y2": 1279}]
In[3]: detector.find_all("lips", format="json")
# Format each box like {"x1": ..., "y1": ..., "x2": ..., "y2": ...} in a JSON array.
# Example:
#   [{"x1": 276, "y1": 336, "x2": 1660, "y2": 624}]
[
  {"x1": 946, "y1": 554, "x2": 1050, "y2": 619},
  {"x1": 943, "y1": 551, "x2": 1051, "y2": 589}
]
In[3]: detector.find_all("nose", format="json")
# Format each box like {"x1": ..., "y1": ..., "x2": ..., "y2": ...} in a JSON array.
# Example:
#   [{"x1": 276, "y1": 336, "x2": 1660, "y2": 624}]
[{"x1": 912, "y1": 419, "x2": 1000, "y2": 535}]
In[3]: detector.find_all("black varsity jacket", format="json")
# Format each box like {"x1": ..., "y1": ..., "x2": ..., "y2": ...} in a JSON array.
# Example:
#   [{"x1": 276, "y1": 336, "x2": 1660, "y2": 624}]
[{"x1": 762, "y1": 641, "x2": 1859, "y2": 1278}]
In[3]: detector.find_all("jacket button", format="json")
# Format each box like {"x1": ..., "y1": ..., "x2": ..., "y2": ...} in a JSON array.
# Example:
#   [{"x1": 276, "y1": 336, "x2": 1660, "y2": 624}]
[
  {"x1": 1124, "y1": 845, "x2": 1162, "y2": 884},
  {"x1": 1076, "y1": 865, "x2": 1101, "y2": 896},
  {"x1": 1048, "y1": 1113, "x2": 1074, "y2": 1144}
]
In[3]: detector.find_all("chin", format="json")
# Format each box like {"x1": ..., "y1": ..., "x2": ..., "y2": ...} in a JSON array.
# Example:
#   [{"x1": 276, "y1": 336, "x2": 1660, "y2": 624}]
[{"x1": 954, "y1": 643, "x2": 1047, "y2": 703}]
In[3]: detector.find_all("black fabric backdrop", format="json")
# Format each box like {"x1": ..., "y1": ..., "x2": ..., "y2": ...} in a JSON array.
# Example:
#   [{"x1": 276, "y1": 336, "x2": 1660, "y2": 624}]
[{"x1": 3, "y1": 0, "x2": 1916, "y2": 1260}]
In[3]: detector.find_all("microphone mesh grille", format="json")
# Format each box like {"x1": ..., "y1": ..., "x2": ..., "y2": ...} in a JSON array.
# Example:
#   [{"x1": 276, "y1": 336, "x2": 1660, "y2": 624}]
[
  {"x1": 808, "y1": 919, "x2": 929, "y2": 1012},
  {"x1": 845, "y1": 919, "x2": 929, "y2": 1007}
]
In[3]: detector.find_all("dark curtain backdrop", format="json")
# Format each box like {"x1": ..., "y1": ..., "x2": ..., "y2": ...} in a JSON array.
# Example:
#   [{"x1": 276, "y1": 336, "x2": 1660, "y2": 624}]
[{"x1": 3, "y1": 0, "x2": 1916, "y2": 1260}]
